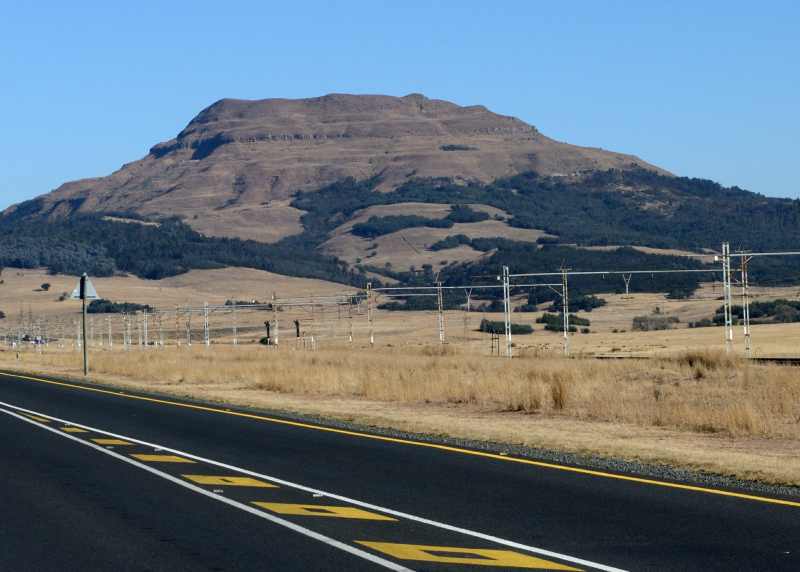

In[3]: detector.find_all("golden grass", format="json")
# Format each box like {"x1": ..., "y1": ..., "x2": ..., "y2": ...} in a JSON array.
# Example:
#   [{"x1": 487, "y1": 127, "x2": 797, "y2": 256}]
[
  {"x1": 6, "y1": 346, "x2": 798, "y2": 440},
  {"x1": 4, "y1": 345, "x2": 800, "y2": 484}
]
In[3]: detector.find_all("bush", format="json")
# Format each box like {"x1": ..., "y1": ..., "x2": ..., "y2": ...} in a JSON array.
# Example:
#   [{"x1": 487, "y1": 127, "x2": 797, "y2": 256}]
[
  {"x1": 352, "y1": 215, "x2": 453, "y2": 238},
  {"x1": 446, "y1": 205, "x2": 489, "y2": 224},
  {"x1": 709, "y1": 299, "x2": 800, "y2": 326},
  {"x1": 666, "y1": 288, "x2": 693, "y2": 299},
  {"x1": 548, "y1": 294, "x2": 606, "y2": 313},
  {"x1": 632, "y1": 315, "x2": 680, "y2": 331},
  {"x1": 478, "y1": 318, "x2": 533, "y2": 335},
  {"x1": 429, "y1": 235, "x2": 472, "y2": 251},
  {"x1": 440, "y1": 144, "x2": 477, "y2": 151},
  {"x1": 87, "y1": 299, "x2": 154, "y2": 314},
  {"x1": 536, "y1": 312, "x2": 590, "y2": 331}
]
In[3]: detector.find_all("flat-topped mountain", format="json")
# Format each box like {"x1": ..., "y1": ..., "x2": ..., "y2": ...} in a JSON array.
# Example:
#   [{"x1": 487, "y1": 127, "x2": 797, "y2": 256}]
[
  {"x1": 5, "y1": 93, "x2": 662, "y2": 244},
  {"x1": 4, "y1": 93, "x2": 798, "y2": 293}
]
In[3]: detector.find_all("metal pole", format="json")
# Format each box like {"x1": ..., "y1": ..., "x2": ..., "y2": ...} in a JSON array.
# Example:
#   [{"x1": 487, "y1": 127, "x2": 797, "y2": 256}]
[
  {"x1": 502, "y1": 266, "x2": 512, "y2": 358},
  {"x1": 232, "y1": 306, "x2": 238, "y2": 346},
  {"x1": 622, "y1": 273, "x2": 632, "y2": 299},
  {"x1": 272, "y1": 292, "x2": 279, "y2": 347},
  {"x1": 203, "y1": 302, "x2": 210, "y2": 347},
  {"x1": 464, "y1": 289, "x2": 472, "y2": 342},
  {"x1": 367, "y1": 282, "x2": 374, "y2": 347},
  {"x1": 561, "y1": 267, "x2": 570, "y2": 356},
  {"x1": 81, "y1": 296, "x2": 89, "y2": 375},
  {"x1": 741, "y1": 255, "x2": 752, "y2": 357},
  {"x1": 436, "y1": 281, "x2": 446, "y2": 344},
  {"x1": 186, "y1": 306, "x2": 192, "y2": 346},
  {"x1": 722, "y1": 242, "x2": 734, "y2": 353}
]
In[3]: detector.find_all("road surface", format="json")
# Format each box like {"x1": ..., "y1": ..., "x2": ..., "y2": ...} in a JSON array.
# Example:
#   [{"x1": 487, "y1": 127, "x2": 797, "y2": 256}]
[{"x1": 1, "y1": 370, "x2": 798, "y2": 571}]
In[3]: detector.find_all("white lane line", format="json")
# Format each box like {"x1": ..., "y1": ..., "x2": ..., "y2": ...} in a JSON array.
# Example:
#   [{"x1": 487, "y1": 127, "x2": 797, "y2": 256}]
[
  {"x1": 0, "y1": 400, "x2": 626, "y2": 572},
  {"x1": 0, "y1": 406, "x2": 413, "y2": 572}
]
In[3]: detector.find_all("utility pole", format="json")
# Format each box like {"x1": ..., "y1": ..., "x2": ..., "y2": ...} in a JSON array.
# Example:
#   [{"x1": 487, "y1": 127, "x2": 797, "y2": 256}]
[
  {"x1": 740, "y1": 253, "x2": 752, "y2": 357},
  {"x1": 720, "y1": 242, "x2": 734, "y2": 353},
  {"x1": 203, "y1": 302, "x2": 210, "y2": 347},
  {"x1": 622, "y1": 273, "x2": 632, "y2": 299},
  {"x1": 463, "y1": 288, "x2": 472, "y2": 342},
  {"x1": 501, "y1": 266, "x2": 512, "y2": 358},
  {"x1": 561, "y1": 267, "x2": 570, "y2": 356},
  {"x1": 107, "y1": 315, "x2": 113, "y2": 349},
  {"x1": 186, "y1": 306, "x2": 193, "y2": 346},
  {"x1": 232, "y1": 306, "x2": 238, "y2": 346},
  {"x1": 436, "y1": 281, "x2": 446, "y2": 345},
  {"x1": 272, "y1": 292, "x2": 279, "y2": 347},
  {"x1": 366, "y1": 282, "x2": 374, "y2": 347}
]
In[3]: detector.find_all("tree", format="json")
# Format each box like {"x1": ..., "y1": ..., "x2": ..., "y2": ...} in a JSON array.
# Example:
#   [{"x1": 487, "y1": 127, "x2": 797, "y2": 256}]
[{"x1": 40, "y1": 283, "x2": 51, "y2": 291}]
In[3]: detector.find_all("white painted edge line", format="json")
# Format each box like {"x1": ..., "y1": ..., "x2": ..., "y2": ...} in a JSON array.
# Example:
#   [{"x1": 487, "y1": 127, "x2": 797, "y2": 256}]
[
  {"x1": 0, "y1": 405, "x2": 413, "y2": 572},
  {"x1": 0, "y1": 399, "x2": 626, "y2": 572}
]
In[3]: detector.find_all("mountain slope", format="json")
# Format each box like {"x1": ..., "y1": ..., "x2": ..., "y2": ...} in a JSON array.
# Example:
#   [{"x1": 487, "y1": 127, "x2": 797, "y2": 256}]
[
  {"x1": 4, "y1": 93, "x2": 799, "y2": 298},
  {"x1": 3, "y1": 93, "x2": 664, "y2": 244}
]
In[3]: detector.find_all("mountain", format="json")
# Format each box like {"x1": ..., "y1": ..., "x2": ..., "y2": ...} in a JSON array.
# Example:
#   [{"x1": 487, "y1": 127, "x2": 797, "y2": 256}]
[
  {"x1": 3, "y1": 93, "x2": 663, "y2": 244},
  {"x1": 3, "y1": 93, "x2": 800, "y2": 298}
]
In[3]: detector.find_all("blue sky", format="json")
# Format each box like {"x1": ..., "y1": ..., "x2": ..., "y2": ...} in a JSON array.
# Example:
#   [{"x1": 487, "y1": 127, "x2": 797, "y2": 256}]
[{"x1": 2, "y1": 0, "x2": 798, "y2": 210}]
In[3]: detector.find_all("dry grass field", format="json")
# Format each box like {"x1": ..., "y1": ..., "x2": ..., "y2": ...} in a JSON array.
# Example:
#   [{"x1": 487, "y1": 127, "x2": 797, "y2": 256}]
[
  {"x1": 2, "y1": 344, "x2": 799, "y2": 486},
  {"x1": 2, "y1": 268, "x2": 800, "y2": 485},
  {"x1": 0, "y1": 267, "x2": 354, "y2": 319}
]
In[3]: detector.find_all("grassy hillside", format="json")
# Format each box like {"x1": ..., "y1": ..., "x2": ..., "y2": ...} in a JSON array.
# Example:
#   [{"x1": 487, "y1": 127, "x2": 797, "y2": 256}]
[{"x1": 3, "y1": 169, "x2": 799, "y2": 300}]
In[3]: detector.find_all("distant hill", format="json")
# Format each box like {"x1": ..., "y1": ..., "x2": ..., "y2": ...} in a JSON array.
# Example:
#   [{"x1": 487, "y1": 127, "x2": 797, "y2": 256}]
[
  {"x1": 2, "y1": 93, "x2": 662, "y2": 246},
  {"x1": 3, "y1": 93, "x2": 799, "y2": 301}
]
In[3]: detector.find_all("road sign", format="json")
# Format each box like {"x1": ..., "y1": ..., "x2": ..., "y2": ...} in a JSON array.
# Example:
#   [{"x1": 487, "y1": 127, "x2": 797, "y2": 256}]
[
  {"x1": 71, "y1": 273, "x2": 99, "y2": 376},
  {"x1": 71, "y1": 274, "x2": 99, "y2": 301}
]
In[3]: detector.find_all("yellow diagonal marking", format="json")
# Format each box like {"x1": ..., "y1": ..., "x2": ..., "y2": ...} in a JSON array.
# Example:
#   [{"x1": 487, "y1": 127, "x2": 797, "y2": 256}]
[
  {"x1": 182, "y1": 475, "x2": 277, "y2": 488},
  {"x1": 92, "y1": 438, "x2": 133, "y2": 446},
  {"x1": 356, "y1": 542, "x2": 581, "y2": 570},
  {"x1": 26, "y1": 415, "x2": 52, "y2": 423},
  {"x1": 131, "y1": 454, "x2": 195, "y2": 463},
  {"x1": 253, "y1": 502, "x2": 395, "y2": 521},
  {"x1": 61, "y1": 426, "x2": 89, "y2": 433}
]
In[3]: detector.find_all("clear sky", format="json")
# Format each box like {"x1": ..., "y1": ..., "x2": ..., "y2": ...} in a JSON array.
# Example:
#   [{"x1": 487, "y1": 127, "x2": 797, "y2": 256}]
[{"x1": 2, "y1": 0, "x2": 798, "y2": 211}]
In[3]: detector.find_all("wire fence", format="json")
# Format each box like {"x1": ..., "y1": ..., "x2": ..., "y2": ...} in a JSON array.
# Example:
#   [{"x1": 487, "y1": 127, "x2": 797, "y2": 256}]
[{"x1": 2, "y1": 243, "x2": 800, "y2": 359}]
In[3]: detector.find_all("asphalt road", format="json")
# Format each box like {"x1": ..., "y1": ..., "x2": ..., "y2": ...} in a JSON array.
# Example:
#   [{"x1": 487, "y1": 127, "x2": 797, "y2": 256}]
[{"x1": 1, "y1": 370, "x2": 798, "y2": 571}]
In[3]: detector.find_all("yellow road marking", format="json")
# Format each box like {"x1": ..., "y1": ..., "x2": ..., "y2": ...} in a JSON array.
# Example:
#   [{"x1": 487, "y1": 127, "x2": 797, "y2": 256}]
[
  {"x1": 356, "y1": 542, "x2": 581, "y2": 570},
  {"x1": 92, "y1": 438, "x2": 133, "y2": 446},
  {"x1": 182, "y1": 475, "x2": 277, "y2": 488},
  {"x1": 26, "y1": 414, "x2": 51, "y2": 423},
  {"x1": 131, "y1": 454, "x2": 196, "y2": 463},
  {"x1": 4, "y1": 371, "x2": 799, "y2": 509},
  {"x1": 253, "y1": 502, "x2": 396, "y2": 521},
  {"x1": 61, "y1": 426, "x2": 89, "y2": 433}
]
